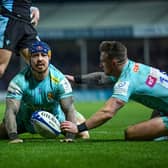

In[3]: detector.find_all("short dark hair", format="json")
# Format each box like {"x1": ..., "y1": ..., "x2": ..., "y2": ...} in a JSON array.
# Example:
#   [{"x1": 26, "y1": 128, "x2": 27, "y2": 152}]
[{"x1": 99, "y1": 41, "x2": 127, "y2": 63}]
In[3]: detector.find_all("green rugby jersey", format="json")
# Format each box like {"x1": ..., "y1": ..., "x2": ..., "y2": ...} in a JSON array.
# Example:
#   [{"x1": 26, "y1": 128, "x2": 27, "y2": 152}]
[
  {"x1": 110, "y1": 60, "x2": 168, "y2": 114},
  {"x1": 6, "y1": 64, "x2": 73, "y2": 133}
]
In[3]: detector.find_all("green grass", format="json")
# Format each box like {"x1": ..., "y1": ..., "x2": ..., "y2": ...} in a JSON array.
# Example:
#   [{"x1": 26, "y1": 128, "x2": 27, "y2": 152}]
[{"x1": 0, "y1": 101, "x2": 168, "y2": 168}]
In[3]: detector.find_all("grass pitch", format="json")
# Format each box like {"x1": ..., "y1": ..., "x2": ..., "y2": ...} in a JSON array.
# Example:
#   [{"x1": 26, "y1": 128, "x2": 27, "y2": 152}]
[{"x1": 0, "y1": 101, "x2": 168, "y2": 168}]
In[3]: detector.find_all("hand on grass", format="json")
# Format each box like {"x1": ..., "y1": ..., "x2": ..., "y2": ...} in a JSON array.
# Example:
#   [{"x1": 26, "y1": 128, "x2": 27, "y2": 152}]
[{"x1": 9, "y1": 138, "x2": 23, "y2": 144}]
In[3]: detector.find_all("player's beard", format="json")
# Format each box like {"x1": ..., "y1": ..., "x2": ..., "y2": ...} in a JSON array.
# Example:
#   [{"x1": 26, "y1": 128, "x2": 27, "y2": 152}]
[
  {"x1": 30, "y1": 63, "x2": 49, "y2": 80},
  {"x1": 32, "y1": 66, "x2": 48, "y2": 74}
]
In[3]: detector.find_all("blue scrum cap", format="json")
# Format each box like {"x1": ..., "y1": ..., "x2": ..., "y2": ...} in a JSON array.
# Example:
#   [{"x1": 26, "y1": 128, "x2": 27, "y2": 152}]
[{"x1": 29, "y1": 41, "x2": 51, "y2": 58}]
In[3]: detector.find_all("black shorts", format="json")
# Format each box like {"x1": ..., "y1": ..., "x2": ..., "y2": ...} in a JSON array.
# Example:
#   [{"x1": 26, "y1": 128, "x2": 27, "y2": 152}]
[{"x1": 0, "y1": 14, "x2": 39, "y2": 52}]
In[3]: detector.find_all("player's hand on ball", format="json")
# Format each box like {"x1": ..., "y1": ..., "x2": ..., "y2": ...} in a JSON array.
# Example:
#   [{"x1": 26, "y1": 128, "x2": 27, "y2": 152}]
[
  {"x1": 9, "y1": 138, "x2": 23, "y2": 144},
  {"x1": 61, "y1": 121, "x2": 78, "y2": 134}
]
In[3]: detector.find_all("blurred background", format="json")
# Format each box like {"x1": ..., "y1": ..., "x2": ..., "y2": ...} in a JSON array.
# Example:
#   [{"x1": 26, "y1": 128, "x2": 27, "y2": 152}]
[{"x1": 1, "y1": 0, "x2": 168, "y2": 101}]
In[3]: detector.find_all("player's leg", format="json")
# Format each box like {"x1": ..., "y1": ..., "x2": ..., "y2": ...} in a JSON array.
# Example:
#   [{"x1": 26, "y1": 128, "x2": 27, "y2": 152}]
[
  {"x1": 150, "y1": 110, "x2": 168, "y2": 141},
  {"x1": 76, "y1": 111, "x2": 90, "y2": 139},
  {"x1": 19, "y1": 25, "x2": 39, "y2": 65},
  {"x1": 125, "y1": 117, "x2": 168, "y2": 140},
  {"x1": 0, "y1": 17, "x2": 19, "y2": 78},
  {"x1": 0, "y1": 49, "x2": 12, "y2": 78},
  {"x1": 19, "y1": 48, "x2": 29, "y2": 64},
  {"x1": 0, "y1": 16, "x2": 11, "y2": 78}
]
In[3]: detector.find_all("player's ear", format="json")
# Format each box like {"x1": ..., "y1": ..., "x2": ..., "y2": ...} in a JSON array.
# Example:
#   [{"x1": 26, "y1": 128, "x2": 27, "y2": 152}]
[{"x1": 111, "y1": 58, "x2": 117, "y2": 66}]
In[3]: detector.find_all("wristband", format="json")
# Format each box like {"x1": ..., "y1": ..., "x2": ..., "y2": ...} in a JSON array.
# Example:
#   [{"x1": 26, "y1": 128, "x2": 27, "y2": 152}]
[
  {"x1": 8, "y1": 132, "x2": 18, "y2": 140},
  {"x1": 77, "y1": 122, "x2": 88, "y2": 133},
  {"x1": 74, "y1": 75, "x2": 82, "y2": 84}
]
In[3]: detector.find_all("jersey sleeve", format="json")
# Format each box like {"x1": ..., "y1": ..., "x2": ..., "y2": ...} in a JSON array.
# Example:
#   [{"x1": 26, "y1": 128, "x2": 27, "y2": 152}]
[
  {"x1": 58, "y1": 77, "x2": 73, "y2": 99},
  {"x1": 6, "y1": 75, "x2": 24, "y2": 100},
  {"x1": 49, "y1": 64, "x2": 73, "y2": 100},
  {"x1": 111, "y1": 80, "x2": 133, "y2": 102}
]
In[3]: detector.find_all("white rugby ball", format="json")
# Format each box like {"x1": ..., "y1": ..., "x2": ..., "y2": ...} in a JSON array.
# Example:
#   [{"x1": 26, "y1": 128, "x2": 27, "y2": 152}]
[{"x1": 31, "y1": 110, "x2": 61, "y2": 138}]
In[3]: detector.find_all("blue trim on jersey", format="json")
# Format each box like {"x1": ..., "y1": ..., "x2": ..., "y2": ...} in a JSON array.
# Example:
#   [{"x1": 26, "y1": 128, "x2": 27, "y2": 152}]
[
  {"x1": 0, "y1": 16, "x2": 9, "y2": 48},
  {"x1": 2, "y1": 0, "x2": 14, "y2": 12}
]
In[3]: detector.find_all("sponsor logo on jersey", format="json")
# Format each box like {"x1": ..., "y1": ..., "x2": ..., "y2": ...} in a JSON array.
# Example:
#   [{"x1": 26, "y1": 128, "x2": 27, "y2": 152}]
[
  {"x1": 149, "y1": 68, "x2": 168, "y2": 88},
  {"x1": 159, "y1": 73, "x2": 168, "y2": 88},
  {"x1": 51, "y1": 75, "x2": 59, "y2": 83},
  {"x1": 113, "y1": 81, "x2": 129, "y2": 96},
  {"x1": 47, "y1": 92, "x2": 55, "y2": 100},
  {"x1": 133, "y1": 63, "x2": 139, "y2": 72},
  {"x1": 146, "y1": 75, "x2": 157, "y2": 87}
]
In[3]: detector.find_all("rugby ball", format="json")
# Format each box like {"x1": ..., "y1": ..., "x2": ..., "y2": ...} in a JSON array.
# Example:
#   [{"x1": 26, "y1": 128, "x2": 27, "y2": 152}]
[{"x1": 31, "y1": 110, "x2": 61, "y2": 138}]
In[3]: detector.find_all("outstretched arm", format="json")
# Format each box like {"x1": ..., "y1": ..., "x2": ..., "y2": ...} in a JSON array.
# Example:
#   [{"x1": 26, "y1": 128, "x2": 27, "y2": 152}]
[
  {"x1": 4, "y1": 99, "x2": 23, "y2": 143},
  {"x1": 66, "y1": 72, "x2": 113, "y2": 85},
  {"x1": 61, "y1": 97, "x2": 125, "y2": 134}
]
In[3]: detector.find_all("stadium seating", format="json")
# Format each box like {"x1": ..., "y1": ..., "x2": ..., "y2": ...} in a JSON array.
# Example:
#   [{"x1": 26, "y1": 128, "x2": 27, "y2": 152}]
[{"x1": 36, "y1": 1, "x2": 168, "y2": 29}]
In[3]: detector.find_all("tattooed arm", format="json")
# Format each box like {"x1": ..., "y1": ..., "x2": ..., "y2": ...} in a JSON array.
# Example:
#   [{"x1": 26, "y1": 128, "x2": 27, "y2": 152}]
[
  {"x1": 66, "y1": 72, "x2": 113, "y2": 85},
  {"x1": 60, "y1": 96, "x2": 76, "y2": 142},
  {"x1": 4, "y1": 99, "x2": 23, "y2": 143}
]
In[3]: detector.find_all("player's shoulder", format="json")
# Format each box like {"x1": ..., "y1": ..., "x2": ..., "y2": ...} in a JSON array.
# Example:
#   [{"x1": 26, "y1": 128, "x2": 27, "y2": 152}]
[
  {"x1": 123, "y1": 60, "x2": 149, "y2": 78},
  {"x1": 49, "y1": 64, "x2": 65, "y2": 84},
  {"x1": 8, "y1": 66, "x2": 30, "y2": 92},
  {"x1": 11, "y1": 66, "x2": 30, "y2": 82},
  {"x1": 128, "y1": 59, "x2": 150, "y2": 71},
  {"x1": 118, "y1": 60, "x2": 143, "y2": 86}
]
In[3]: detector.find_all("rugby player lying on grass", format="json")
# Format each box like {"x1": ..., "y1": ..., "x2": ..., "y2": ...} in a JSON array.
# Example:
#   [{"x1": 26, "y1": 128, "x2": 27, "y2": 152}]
[{"x1": 61, "y1": 41, "x2": 168, "y2": 141}]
